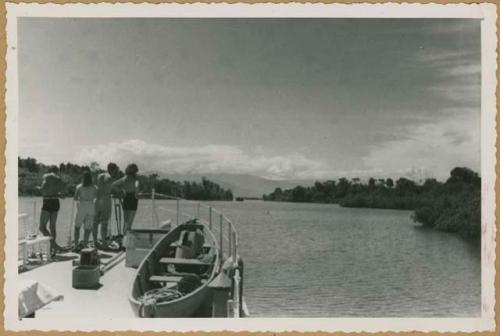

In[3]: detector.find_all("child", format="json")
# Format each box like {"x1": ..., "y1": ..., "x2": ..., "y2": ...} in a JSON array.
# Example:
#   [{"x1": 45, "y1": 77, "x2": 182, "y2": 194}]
[{"x1": 74, "y1": 171, "x2": 97, "y2": 251}]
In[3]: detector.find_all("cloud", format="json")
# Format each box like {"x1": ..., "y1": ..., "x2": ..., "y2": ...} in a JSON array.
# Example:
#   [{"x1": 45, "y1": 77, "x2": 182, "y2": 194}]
[
  {"x1": 413, "y1": 46, "x2": 480, "y2": 107},
  {"x1": 362, "y1": 110, "x2": 480, "y2": 180},
  {"x1": 444, "y1": 64, "x2": 481, "y2": 77},
  {"x1": 430, "y1": 83, "x2": 480, "y2": 103},
  {"x1": 76, "y1": 139, "x2": 433, "y2": 181},
  {"x1": 19, "y1": 143, "x2": 68, "y2": 165},
  {"x1": 422, "y1": 20, "x2": 480, "y2": 36},
  {"x1": 416, "y1": 48, "x2": 476, "y2": 65},
  {"x1": 75, "y1": 139, "x2": 334, "y2": 180},
  {"x1": 363, "y1": 41, "x2": 481, "y2": 181}
]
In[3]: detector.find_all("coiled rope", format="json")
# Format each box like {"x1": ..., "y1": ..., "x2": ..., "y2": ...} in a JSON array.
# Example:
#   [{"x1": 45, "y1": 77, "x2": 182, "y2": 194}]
[{"x1": 137, "y1": 287, "x2": 183, "y2": 317}]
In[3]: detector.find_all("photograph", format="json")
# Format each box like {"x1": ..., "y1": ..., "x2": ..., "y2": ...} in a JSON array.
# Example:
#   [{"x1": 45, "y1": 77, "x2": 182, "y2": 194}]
[{"x1": 4, "y1": 3, "x2": 497, "y2": 333}]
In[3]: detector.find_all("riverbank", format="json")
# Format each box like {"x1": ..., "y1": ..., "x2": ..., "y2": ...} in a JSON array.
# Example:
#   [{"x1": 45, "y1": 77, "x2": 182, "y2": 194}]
[
  {"x1": 18, "y1": 157, "x2": 234, "y2": 201},
  {"x1": 263, "y1": 167, "x2": 481, "y2": 239}
]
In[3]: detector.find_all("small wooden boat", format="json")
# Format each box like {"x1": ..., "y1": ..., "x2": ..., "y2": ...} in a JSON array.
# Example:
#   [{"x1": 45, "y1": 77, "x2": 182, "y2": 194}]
[{"x1": 128, "y1": 220, "x2": 220, "y2": 317}]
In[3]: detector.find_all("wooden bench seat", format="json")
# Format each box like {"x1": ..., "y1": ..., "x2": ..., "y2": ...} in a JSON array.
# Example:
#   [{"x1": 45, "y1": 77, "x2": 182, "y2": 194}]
[
  {"x1": 149, "y1": 275, "x2": 183, "y2": 283},
  {"x1": 159, "y1": 257, "x2": 212, "y2": 266},
  {"x1": 171, "y1": 242, "x2": 213, "y2": 248}
]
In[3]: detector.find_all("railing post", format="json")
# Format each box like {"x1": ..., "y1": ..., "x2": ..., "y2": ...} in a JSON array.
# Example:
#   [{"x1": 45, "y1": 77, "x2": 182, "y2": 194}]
[
  {"x1": 33, "y1": 200, "x2": 37, "y2": 232},
  {"x1": 232, "y1": 230, "x2": 237, "y2": 263},
  {"x1": 228, "y1": 222, "x2": 232, "y2": 260},
  {"x1": 176, "y1": 199, "x2": 180, "y2": 225},
  {"x1": 233, "y1": 269, "x2": 241, "y2": 318},
  {"x1": 219, "y1": 214, "x2": 224, "y2": 257},
  {"x1": 152, "y1": 188, "x2": 155, "y2": 226},
  {"x1": 209, "y1": 207, "x2": 212, "y2": 230}
]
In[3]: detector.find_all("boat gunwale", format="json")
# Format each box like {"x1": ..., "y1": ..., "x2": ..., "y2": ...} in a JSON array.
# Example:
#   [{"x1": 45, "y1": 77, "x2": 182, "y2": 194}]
[{"x1": 128, "y1": 221, "x2": 220, "y2": 310}]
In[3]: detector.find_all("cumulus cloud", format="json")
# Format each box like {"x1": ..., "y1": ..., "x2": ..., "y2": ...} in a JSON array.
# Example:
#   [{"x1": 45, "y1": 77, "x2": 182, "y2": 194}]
[
  {"x1": 362, "y1": 110, "x2": 480, "y2": 181},
  {"x1": 75, "y1": 139, "x2": 333, "y2": 180},
  {"x1": 75, "y1": 134, "x2": 480, "y2": 182}
]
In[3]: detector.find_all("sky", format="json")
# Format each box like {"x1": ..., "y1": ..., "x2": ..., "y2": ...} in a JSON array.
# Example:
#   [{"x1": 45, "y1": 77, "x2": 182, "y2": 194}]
[{"x1": 17, "y1": 18, "x2": 481, "y2": 181}]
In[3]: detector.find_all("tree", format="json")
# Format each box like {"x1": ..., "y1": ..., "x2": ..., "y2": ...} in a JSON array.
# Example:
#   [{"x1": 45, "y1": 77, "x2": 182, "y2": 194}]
[
  {"x1": 314, "y1": 181, "x2": 323, "y2": 191},
  {"x1": 368, "y1": 178, "x2": 376, "y2": 189},
  {"x1": 395, "y1": 177, "x2": 416, "y2": 195},
  {"x1": 335, "y1": 178, "x2": 351, "y2": 198},
  {"x1": 386, "y1": 178, "x2": 394, "y2": 188},
  {"x1": 447, "y1": 167, "x2": 480, "y2": 185},
  {"x1": 292, "y1": 186, "x2": 308, "y2": 202},
  {"x1": 423, "y1": 178, "x2": 441, "y2": 192}
]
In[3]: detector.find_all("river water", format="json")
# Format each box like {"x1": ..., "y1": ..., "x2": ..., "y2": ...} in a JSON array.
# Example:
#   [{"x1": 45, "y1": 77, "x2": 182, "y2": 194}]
[{"x1": 19, "y1": 197, "x2": 480, "y2": 317}]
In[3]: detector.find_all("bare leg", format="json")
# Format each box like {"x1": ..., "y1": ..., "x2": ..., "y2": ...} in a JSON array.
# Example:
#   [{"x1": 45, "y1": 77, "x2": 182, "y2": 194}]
[
  {"x1": 92, "y1": 221, "x2": 99, "y2": 246},
  {"x1": 39, "y1": 210, "x2": 51, "y2": 236},
  {"x1": 83, "y1": 229, "x2": 91, "y2": 247},
  {"x1": 99, "y1": 221, "x2": 109, "y2": 249},
  {"x1": 100, "y1": 221, "x2": 108, "y2": 241},
  {"x1": 74, "y1": 226, "x2": 80, "y2": 247},
  {"x1": 123, "y1": 210, "x2": 136, "y2": 235},
  {"x1": 122, "y1": 211, "x2": 136, "y2": 249},
  {"x1": 92, "y1": 207, "x2": 99, "y2": 244},
  {"x1": 49, "y1": 212, "x2": 59, "y2": 250}
]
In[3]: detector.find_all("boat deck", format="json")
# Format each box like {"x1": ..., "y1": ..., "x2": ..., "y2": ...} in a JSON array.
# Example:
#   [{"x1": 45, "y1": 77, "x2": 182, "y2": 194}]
[{"x1": 18, "y1": 257, "x2": 137, "y2": 318}]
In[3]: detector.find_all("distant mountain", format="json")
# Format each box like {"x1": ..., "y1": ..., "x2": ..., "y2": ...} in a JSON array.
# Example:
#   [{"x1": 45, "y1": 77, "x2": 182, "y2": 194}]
[{"x1": 144, "y1": 172, "x2": 316, "y2": 198}]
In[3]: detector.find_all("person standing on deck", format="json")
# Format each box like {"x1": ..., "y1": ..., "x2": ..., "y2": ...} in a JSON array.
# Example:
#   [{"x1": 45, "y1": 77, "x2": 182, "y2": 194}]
[
  {"x1": 111, "y1": 163, "x2": 139, "y2": 247},
  {"x1": 93, "y1": 162, "x2": 120, "y2": 248},
  {"x1": 73, "y1": 171, "x2": 97, "y2": 251},
  {"x1": 38, "y1": 165, "x2": 66, "y2": 255}
]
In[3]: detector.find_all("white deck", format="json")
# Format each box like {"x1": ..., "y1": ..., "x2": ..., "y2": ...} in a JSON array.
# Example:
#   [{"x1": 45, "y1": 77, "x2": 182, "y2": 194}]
[{"x1": 18, "y1": 259, "x2": 137, "y2": 318}]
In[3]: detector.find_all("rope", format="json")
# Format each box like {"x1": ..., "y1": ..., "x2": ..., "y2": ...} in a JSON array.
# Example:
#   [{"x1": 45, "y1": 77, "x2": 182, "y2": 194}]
[{"x1": 137, "y1": 287, "x2": 183, "y2": 317}]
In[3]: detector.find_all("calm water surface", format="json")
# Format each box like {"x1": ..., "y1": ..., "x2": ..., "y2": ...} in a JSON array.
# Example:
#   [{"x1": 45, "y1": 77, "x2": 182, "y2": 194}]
[{"x1": 19, "y1": 197, "x2": 480, "y2": 317}]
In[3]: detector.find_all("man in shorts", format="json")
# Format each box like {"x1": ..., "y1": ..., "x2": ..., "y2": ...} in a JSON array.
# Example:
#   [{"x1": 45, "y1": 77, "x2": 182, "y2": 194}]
[
  {"x1": 38, "y1": 165, "x2": 66, "y2": 254},
  {"x1": 93, "y1": 162, "x2": 120, "y2": 248}
]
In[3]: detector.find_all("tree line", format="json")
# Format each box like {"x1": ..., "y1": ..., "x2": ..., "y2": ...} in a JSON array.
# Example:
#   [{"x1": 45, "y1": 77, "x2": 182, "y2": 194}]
[
  {"x1": 263, "y1": 167, "x2": 481, "y2": 239},
  {"x1": 18, "y1": 157, "x2": 233, "y2": 201}
]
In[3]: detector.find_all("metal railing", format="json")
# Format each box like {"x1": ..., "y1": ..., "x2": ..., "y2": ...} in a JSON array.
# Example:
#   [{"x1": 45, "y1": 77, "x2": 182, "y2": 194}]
[{"x1": 19, "y1": 192, "x2": 240, "y2": 266}]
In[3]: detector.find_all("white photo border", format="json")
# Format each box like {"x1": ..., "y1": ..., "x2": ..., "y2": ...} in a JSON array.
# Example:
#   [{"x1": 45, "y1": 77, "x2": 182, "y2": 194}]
[{"x1": 4, "y1": 2, "x2": 497, "y2": 332}]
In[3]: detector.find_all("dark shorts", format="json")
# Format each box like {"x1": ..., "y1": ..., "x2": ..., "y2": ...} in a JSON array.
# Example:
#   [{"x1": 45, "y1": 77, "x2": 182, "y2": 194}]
[
  {"x1": 123, "y1": 193, "x2": 138, "y2": 211},
  {"x1": 42, "y1": 198, "x2": 60, "y2": 213}
]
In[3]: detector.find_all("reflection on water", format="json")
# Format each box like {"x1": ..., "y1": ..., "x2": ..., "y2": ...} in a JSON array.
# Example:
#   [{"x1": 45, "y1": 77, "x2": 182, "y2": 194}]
[{"x1": 19, "y1": 197, "x2": 480, "y2": 317}]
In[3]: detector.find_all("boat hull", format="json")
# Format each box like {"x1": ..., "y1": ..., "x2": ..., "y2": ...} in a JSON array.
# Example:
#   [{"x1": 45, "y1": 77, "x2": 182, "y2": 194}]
[{"x1": 128, "y1": 222, "x2": 219, "y2": 318}]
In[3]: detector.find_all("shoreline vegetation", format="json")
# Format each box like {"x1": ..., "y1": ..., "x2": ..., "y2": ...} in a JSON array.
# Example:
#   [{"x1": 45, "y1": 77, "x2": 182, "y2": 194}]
[
  {"x1": 18, "y1": 157, "x2": 233, "y2": 201},
  {"x1": 19, "y1": 157, "x2": 480, "y2": 239},
  {"x1": 263, "y1": 167, "x2": 481, "y2": 240}
]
